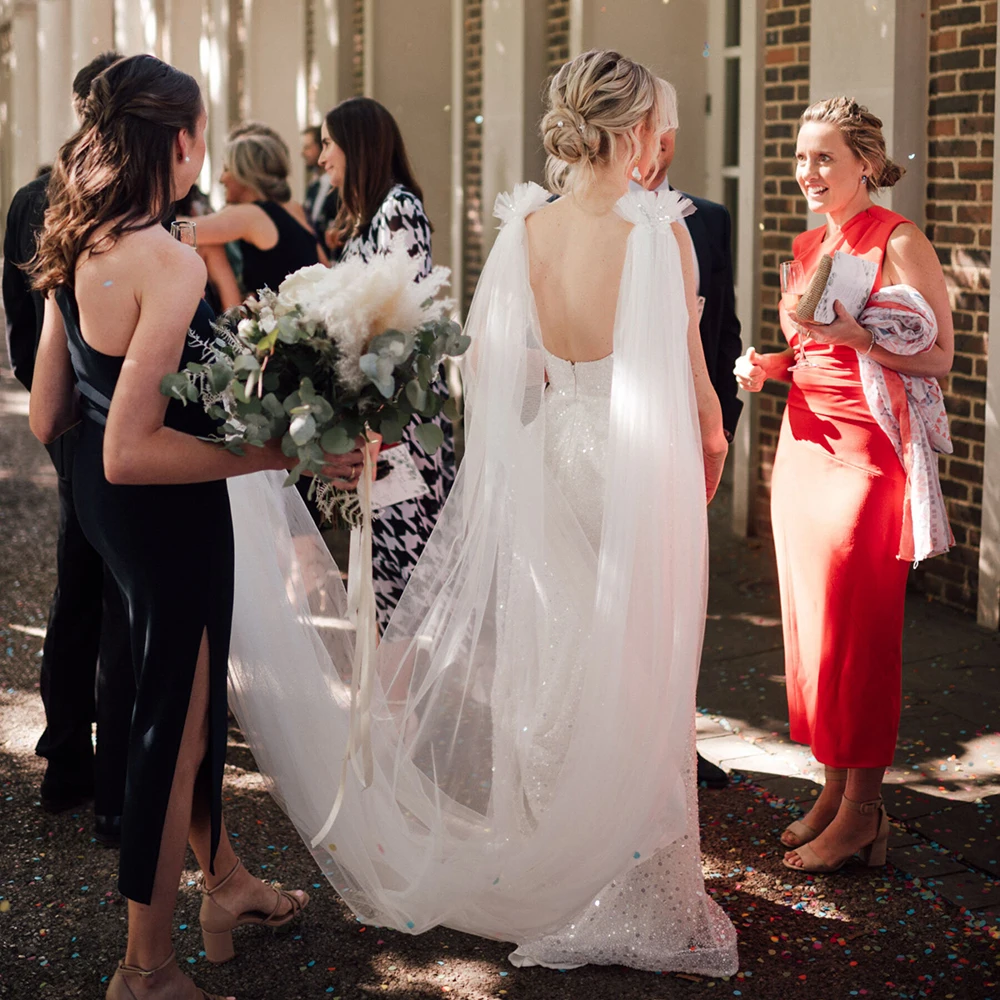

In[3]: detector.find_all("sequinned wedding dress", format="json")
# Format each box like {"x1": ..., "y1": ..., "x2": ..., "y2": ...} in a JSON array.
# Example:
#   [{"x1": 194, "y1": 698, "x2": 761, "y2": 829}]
[{"x1": 225, "y1": 183, "x2": 738, "y2": 975}]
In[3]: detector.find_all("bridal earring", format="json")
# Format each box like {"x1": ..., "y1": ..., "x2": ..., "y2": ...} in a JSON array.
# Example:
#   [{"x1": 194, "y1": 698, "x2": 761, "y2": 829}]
[
  {"x1": 184, "y1": 155, "x2": 191, "y2": 163},
  {"x1": 861, "y1": 175, "x2": 867, "y2": 185}
]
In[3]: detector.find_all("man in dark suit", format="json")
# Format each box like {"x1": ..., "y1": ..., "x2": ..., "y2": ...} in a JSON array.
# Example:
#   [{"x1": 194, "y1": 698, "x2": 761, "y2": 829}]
[
  {"x1": 3, "y1": 50, "x2": 132, "y2": 843},
  {"x1": 301, "y1": 125, "x2": 341, "y2": 253},
  {"x1": 637, "y1": 81, "x2": 744, "y2": 788}
]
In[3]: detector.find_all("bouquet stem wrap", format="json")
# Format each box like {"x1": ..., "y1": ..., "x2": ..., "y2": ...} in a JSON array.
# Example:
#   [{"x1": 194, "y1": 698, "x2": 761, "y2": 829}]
[{"x1": 314, "y1": 434, "x2": 378, "y2": 848}]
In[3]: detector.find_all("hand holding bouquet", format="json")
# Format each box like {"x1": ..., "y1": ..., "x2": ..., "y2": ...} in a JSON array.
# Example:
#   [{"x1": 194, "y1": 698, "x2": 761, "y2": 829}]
[{"x1": 161, "y1": 233, "x2": 469, "y2": 523}]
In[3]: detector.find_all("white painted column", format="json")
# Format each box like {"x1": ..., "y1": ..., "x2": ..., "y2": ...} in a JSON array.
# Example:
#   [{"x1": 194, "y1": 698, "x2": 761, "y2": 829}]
[
  {"x1": 311, "y1": 0, "x2": 341, "y2": 120},
  {"x1": 730, "y1": 0, "x2": 764, "y2": 539},
  {"x1": 978, "y1": 45, "x2": 1000, "y2": 629},
  {"x1": 114, "y1": 0, "x2": 160, "y2": 55},
  {"x1": 163, "y1": 0, "x2": 204, "y2": 81},
  {"x1": 450, "y1": 0, "x2": 464, "y2": 315},
  {"x1": 809, "y1": 0, "x2": 928, "y2": 229},
  {"x1": 369, "y1": 0, "x2": 453, "y2": 272},
  {"x1": 480, "y1": 0, "x2": 525, "y2": 256},
  {"x1": 37, "y1": 0, "x2": 75, "y2": 164},
  {"x1": 244, "y1": 0, "x2": 307, "y2": 198},
  {"x1": 202, "y1": 0, "x2": 231, "y2": 205},
  {"x1": 71, "y1": 0, "x2": 115, "y2": 77},
  {"x1": 11, "y1": 2, "x2": 40, "y2": 192}
]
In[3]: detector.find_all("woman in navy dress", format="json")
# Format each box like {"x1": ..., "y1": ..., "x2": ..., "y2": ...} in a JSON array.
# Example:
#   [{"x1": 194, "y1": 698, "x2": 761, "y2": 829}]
[{"x1": 28, "y1": 55, "x2": 357, "y2": 1000}]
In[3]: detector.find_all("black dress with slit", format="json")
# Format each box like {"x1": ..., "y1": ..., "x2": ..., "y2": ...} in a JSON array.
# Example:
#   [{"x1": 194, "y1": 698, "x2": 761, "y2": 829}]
[{"x1": 58, "y1": 290, "x2": 232, "y2": 906}]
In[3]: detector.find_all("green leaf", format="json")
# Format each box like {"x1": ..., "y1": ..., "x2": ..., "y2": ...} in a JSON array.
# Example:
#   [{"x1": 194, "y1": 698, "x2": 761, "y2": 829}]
[
  {"x1": 289, "y1": 412, "x2": 317, "y2": 447},
  {"x1": 414, "y1": 420, "x2": 444, "y2": 454},
  {"x1": 185, "y1": 362, "x2": 209, "y2": 374},
  {"x1": 416, "y1": 355, "x2": 432, "y2": 390},
  {"x1": 380, "y1": 416, "x2": 403, "y2": 445},
  {"x1": 320, "y1": 426, "x2": 354, "y2": 455},
  {"x1": 233, "y1": 354, "x2": 260, "y2": 373},
  {"x1": 261, "y1": 393, "x2": 285, "y2": 418},
  {"x1": 160, "y1": 372, "x2": 190, "y2": 403},
  {"x1": 405, "y1": 378, "x2": 428, "y2": 411},
  {"x1": 443, "y1": 396, "x2": 461, "y2": 422},
  {"x1": 281, "y1": 432, "x2": 299, "y2": 457},
  {"x1": 209, "y1": 364, "x2": 233, "y2": 393}
]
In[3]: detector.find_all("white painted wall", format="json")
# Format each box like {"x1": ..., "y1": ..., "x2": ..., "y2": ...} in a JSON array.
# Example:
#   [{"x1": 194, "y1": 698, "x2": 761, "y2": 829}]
[{"x1": 809, "y1": 0, "x2": 928, "y2": 229}]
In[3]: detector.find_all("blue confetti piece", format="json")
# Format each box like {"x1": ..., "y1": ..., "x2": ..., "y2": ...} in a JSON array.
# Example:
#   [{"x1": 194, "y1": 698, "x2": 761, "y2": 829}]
[
  {"x1": 633, "y1": 851, "x2": 641, "y2": 859},
  {"x1": 102, "y1": 279, "x2": 114, "y2": 287},
  {"x1": 406, "y1": 920, "x2": 415, "y2": 929}
]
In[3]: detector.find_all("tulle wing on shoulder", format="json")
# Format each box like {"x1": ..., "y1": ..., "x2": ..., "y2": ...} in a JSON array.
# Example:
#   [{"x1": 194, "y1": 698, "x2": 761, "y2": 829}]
[
  {"x1": 615, "y1": 187, "x2": 696, "y2": 228},
  {"x1": 494, "y1": 182, "x2": 552, "y2": 228}
]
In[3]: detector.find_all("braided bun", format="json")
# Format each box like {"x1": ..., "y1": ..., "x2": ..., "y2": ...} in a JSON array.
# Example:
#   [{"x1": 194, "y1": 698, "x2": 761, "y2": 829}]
[{"x1": 542, "y1": 49, "x2": 657, "y2": 194}]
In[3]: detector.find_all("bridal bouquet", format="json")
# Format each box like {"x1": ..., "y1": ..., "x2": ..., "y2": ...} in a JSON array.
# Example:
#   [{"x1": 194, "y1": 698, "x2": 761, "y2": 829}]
[{"x1": 161, "y1": 234, "x2": 469, "y2": 523}]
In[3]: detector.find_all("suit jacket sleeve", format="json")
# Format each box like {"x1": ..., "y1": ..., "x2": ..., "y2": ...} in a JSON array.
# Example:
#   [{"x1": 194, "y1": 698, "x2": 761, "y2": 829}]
[
  {"x1": 3, "y1": 179, "x2": 47, "y2": 392},
  {"x1": 714, "y1": 206, "x2": 743, "y2": 437}
]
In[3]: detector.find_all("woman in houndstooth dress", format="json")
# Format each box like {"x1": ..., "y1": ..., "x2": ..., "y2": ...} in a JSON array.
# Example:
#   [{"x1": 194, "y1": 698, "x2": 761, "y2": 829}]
[{"x1": 319, "y1": 97, "x2": 456, "y2": 628}]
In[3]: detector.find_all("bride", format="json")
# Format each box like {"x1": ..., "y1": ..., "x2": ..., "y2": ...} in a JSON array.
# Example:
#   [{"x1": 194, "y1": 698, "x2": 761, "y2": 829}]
[{"x1": 225, "y1": 49, "x2": 737, "y2": 975}]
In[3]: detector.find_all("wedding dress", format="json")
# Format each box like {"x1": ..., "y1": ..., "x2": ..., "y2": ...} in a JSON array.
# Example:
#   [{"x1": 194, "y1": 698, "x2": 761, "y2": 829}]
[{"x1": 225, "y1": 183, "x2": 738, "y2": 975}]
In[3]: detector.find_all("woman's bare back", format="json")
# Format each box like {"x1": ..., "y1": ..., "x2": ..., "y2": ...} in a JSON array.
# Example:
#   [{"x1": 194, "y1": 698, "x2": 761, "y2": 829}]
[
  {"x1": 525, "y1": 197, "x2": 633, "y2": 362},
  {"x1": 74, "y1": 224, "x2": 203, "y2": 357}
]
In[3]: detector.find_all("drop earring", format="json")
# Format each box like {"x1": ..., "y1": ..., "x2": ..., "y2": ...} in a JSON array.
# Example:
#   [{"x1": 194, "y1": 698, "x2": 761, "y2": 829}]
[{"x1": 861, "y1": 175, "x2": 867, "y2": 185}]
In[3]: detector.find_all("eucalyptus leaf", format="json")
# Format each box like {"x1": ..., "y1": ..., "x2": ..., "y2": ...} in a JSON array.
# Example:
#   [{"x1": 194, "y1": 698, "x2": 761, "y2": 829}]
[
  {"x1": 414, "y1": 420, "x2": 444, "y2": 454},
  {"x1": 261, "y1": 393, "x2": 285, "y2": 418},
  {"x1": 160, "y1": 373, "x2": 190, "y2": 404},
  {"x1": 405, "y1": 378, "x2": 428, "y2": 411},
  {"x1": 209, "y1": 364, "x2": 233, "y2": 393},
  {"x1": 289, "y1": 412, "x2": 317, "y2": 446},
  {"x1": 320, "y1": 425, "x2": 354, "y2": 454},
  {"x1": 380, "y1": 416, "x2": 403, "y2": 445},
  {"x1": 233, "y1": 354, "x2": 260, "y2": 373},
  {"x1": 359, "y1": 353, "x2": 396, "y2": 398}
]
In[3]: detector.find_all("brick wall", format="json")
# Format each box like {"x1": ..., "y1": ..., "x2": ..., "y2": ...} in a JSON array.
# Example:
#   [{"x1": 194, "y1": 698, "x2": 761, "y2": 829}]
[
  {"x1": 754, "y1": 0, "x2": 811, "y2": 530},
  {"x1": 916, "y1": 0, "x2": 996, "y2": 612},
  {"x1": 546, "y1": 0, "x2": 570, "y2": 76},
  {"x1": 462, "y1": 0, "x2": 484, "y2": 317}
]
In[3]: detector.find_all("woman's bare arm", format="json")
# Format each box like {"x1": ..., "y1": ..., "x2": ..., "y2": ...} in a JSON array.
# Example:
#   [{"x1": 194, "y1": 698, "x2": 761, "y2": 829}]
[
  {"x1": 200, "y1": 244, "x2": 243, "y2": 311},
  {"x1": 102, "y1": 241, "x2": 288, "y2": 485},
  {"x1": 875, "y1": 223, "x2": 954, "y2": 379},
  {"x1": 673, "y1": 222, "x2": 728, "y2": 502},
  {"x1": 29, "y1": 296, "x2": 80, "y2": 444},
  {"x1": 179, "y1": 204, "x2": 277, "y2": 249}
]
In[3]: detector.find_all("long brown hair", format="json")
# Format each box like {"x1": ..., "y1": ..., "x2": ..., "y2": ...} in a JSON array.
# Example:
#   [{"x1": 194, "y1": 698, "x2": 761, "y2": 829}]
[
  {"x1": 31, "y1": 54, "x2": 202, "y2": 292},
  {"x1": 324, "y1": 97, "x2": 430, "y2": 242}
]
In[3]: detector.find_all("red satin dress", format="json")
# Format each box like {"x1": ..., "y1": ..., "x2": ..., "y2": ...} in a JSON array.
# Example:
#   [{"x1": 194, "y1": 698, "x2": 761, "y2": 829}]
[{"x1": 771, "y1": 206, "x2": 912, "y2": 769}]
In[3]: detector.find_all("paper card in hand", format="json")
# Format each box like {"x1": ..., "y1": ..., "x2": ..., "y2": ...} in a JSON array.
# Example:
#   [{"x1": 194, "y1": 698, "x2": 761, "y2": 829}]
[
  {"x1": 370, "y1": 445, "x2": 431, "y2": 510},
  {"x1": 796, "y1": 250, "x2": 878, "y2": 324}
]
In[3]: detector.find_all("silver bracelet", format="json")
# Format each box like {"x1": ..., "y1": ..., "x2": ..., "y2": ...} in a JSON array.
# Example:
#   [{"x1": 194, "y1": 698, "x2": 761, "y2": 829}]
[{"x1": 861, "y1": 328, "x2": 876, "y2": 356}]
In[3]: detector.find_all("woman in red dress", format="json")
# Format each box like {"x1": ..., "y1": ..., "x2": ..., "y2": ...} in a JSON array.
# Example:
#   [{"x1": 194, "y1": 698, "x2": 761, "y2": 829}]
[{"x1": 735, "y1": 98, "x2": 954, "y2": 873}]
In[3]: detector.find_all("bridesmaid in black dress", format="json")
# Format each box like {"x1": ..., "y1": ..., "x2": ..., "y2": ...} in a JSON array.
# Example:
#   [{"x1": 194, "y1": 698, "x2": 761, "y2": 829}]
[
  {"x1": 181, "y1": 122, "x2": 327, "y2": 309},
  {"x1": 28, "y1": 55, "x2": 358, "y2": 1000}
]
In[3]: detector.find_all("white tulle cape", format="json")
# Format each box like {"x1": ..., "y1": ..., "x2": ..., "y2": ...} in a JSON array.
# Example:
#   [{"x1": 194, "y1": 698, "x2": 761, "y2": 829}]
[{"x1": 226, "y1": 183, "x2": 737, "y2": 969}]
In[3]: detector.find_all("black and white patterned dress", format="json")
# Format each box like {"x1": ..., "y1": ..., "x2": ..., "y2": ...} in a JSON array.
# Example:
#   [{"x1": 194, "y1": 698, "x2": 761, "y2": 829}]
[{"x1": 341, "y1": 184, "x2": 456, "y2": 627}]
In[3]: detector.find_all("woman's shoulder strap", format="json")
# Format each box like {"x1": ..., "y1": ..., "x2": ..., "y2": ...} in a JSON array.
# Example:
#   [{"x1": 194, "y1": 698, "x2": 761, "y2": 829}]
[{"x1": 494, "y1": 182, "x2": 552, "y2": 228}]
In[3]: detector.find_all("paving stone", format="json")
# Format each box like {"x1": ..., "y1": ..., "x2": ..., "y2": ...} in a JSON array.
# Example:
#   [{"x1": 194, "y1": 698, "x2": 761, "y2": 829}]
[
  {"x1": 752, "y1": 775, "x2": 822, "y2": 804},
  {"x1": 932, "y1": 870, "x2": 1000, "y2": 910},
  {"x1": 882, "y1": 784, "x2": 945, "y2": 821},
  {"x1": 695, "y1": 715, "x2": 730, "y2": 738},
  {"x1": 887, "y1": 826, "x2": 921, "y2": 849},
  {"x1": 907, "y1": 801, "x2": 998, "y2": 871},
  {"x1": 888, "y1": 843, "x2": 969, "y2": 879},
  {"x1": 697, "y1": 734, "x2": 768, "y2": 765}
]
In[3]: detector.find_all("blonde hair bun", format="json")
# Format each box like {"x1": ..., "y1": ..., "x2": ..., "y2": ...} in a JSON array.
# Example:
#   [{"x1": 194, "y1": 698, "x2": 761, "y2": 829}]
[{"x1": 541, "y1": 49, "x2": 658, "y2": 194}]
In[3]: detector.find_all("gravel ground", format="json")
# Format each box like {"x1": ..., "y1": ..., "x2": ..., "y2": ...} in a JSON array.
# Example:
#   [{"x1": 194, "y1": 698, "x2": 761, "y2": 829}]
[{"x1": 2, "y1": 357, "x2": 999, "y2": 1000}]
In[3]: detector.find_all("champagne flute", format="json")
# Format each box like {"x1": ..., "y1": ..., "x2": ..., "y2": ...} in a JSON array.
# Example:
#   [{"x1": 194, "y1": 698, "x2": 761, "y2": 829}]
[
  {"x1": 170, "y1": 220, "x2": 197, "y2": 249},
  {"x1": 780, "y1": 259, "x2": 814, "y2": 371}
]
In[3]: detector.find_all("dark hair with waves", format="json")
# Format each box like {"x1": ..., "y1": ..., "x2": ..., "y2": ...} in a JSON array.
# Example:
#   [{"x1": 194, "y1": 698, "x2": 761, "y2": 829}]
[
  {"x1": 324, "y1": 97, "x2": 430, "y2": 242},
  {"x1": 31, "y1": 54, "x2": 202, "y2": 292}
]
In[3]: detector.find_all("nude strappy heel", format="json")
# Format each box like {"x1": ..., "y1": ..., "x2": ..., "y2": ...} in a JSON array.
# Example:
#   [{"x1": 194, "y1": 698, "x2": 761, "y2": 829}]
[
  {"x1": 199, "y1": 859, "x2": 310, "y2": 964},
  {"x1": 782, "y1": 795, "x2": 889, "y2": 873},
  {"x1": 105, "y1": 950, "x2": 230, "y2": 1000},
  {"x1": 780, "y1": 767, "x2": 848, "y2": 848}
]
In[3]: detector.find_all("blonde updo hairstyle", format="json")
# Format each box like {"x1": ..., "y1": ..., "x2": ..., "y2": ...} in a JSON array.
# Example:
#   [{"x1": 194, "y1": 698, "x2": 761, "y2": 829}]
[
  {"x1": 800, "y1": 97, "x2": 904, "y2": 195},
  {"x1": 542, "y1": 49, "x2": 661, "y2": 194},
  {"x1": 224, "y1": 124, "x2": 292, "y2": 202}
]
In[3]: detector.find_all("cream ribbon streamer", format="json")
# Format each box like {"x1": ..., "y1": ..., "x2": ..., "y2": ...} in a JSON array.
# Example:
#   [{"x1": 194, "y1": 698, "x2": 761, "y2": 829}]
[{"x1": 311, "y1": 435, "x2": 377, "y2": 848}]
